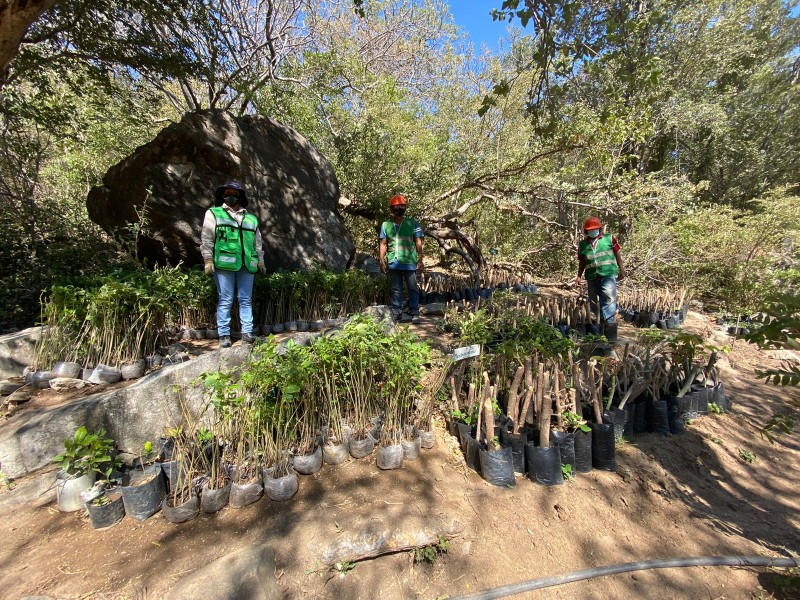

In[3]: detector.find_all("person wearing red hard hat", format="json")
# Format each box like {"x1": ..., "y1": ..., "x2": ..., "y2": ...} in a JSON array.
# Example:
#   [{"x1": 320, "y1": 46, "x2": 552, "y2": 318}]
[
  {"x1": 575, "y1": 216, "x2": 626, "y2": 340},
  {"x1": 200, "y1": 181, "x2": 266, "y2": 349},
  {"x1": 379, "y1": 194, "x2": 424, "y2": 324}
]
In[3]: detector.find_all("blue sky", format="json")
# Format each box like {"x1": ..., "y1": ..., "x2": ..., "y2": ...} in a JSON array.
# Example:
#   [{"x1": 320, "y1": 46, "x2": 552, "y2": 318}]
[{"x1": 448, "y1": 0, "x2": 512, "y2": 53}]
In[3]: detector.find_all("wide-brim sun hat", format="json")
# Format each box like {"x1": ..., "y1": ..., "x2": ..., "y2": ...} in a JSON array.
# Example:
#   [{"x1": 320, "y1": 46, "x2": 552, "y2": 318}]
[{"x1": 214, "y1": 181, "x2": 248, "y2": 208}]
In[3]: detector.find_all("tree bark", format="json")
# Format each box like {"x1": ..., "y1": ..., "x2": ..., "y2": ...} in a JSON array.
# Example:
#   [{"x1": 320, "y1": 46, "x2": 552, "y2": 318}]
[{"x1": 0, "y1": 0, "x2": 58, "y2": 86}]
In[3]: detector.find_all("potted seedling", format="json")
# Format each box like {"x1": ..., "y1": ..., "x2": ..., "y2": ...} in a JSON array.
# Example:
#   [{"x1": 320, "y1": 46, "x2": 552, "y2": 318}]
[
  {"x1": 52, "y1": 426, "x2": 118, "y2": 512},
  {"x1": 86, "y1": 488, "x2": 126, "y2": 528},
  {"x1": 120, "y1": 440, "x2": 166, "y2": 521}
]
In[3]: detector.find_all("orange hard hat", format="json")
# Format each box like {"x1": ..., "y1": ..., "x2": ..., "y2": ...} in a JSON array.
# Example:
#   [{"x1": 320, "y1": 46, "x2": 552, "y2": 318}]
[
  {"x1": 583, "y1": 216, "x2": 602, "y2": 231},
  {"x1": 389, "y1": 194, "x2": 407, "y2": 207}
]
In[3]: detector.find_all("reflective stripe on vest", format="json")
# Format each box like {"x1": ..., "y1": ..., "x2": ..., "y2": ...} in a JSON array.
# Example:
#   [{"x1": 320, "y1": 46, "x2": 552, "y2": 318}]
[
  {"x1": 210, "y1": 206, "x2": 260, "y2": 273},
  {"x1": 383, "y1": 218, "x2": 418, "y2": 265},
  {"x1": 580, "y1": 234, "x2": 619, "y2": 280}
]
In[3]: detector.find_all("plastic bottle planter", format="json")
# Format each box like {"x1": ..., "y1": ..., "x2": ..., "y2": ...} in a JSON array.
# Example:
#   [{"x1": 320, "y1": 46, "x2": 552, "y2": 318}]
[
  {"x1": 633, "y1": 400, "x2": 648, "y2": 435},
  {"x1": 551, "y1": 430, "x2": 576, "y2": 470},
  {"x1": 573, "y1": 429, "x2": 593, "y2": 473},
  {"x1": 401, "y1": 437, "x2": 421, "y2": 461},
  {"x1": 262, "y1": 467, "x2": 299, "y2": 502},
  {"x1": 160, "y1": 460, "x2": 185, "y2": 493},
  {"x1": 293, "y1": 446, "x2": 323, "y2": 475},
  {"x1": 668, "y1": 409, "x2": 685, "y2": 435},
  {"x1": 651, "y1": 399, "x2": 670, "y2": 434},
  {"x1": 88, "y1": 364, "x2": 122, "y2": 385},
  {"x1": 419, "y1": 430, "x2": 436, "y2": 450},
  {"x1": 479, "y1": 446, "x2": 516, "y2": 487},
  {"x1": 121, "y1": 359, "x2": 146, "y2": 381},
  {"x1": 201, "y1": 480, "x2": 231, "y2": 513},
  {"x1": 32, "y1": 371, "x2": 55, "y2": 389},
  {"x1": 463, "y1": 434, "x2": 482, "y2": 472},
  {"x1": 86, "y1": 492, "x2": 125, "y2": 529},
  {"x1": 229, "y1": 477, "x2": 264, "y2": 508},
  {"x1": 52, "y1": 361, "x2": 81, "y2": 379},
  {"x1": 349, "y1": 434, "x2": 375, "y2": 459},
  {"x1": 456, "y1": 422, "x2": 474, "y2": 453},
  {"x1": 162, "y1": 494, "x2": 200, "y2": 524},
  {"x1": 322, "y1": 438, "x2": 350, "y2": 465},
  {"x1": 500, "y1": 429, "x2": 528, "y2": 475},
  {"x1": 605, "y1": 407, "x2": 627, "y2": 442},
  {"x1": 376, "y1": 444, "x2": 404, "y2": 470},
  {"x1": 121, "y1": 465, "x2": 166, "y2": 521},
  {"x1": 590, "y1": 423, "x2": 616, "y2": 472},
  {"x1": 525, "y1": 444, "x2": 563, "y2": 486},
  {"x1": 623, "y1": 403, "x2": 635, "y2": 438},
  {"x1": 56, "y1": 471, "x2": 96, "y2": 512},
  {"x1": 677, "y1": 395, "x2": 698, "y2": 420}
]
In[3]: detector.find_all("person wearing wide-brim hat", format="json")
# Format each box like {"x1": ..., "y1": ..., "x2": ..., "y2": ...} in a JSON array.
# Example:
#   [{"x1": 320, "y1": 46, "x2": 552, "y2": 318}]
[
  {"x1": 200, "y1": 181, "x2": 266, "y2": 348},
  {"x1": 575, "y1": 216, "x2": 625, "y2": 341}
]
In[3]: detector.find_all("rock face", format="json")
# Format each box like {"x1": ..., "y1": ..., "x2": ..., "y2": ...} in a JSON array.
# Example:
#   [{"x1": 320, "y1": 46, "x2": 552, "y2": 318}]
[
  {"x1": 87, "y1": 110, "x2": 355, "y2": 271},
  {"x1": 0, "y1": 345, "x2": 252, "y2": 478},
  {"x1": 0, "y1": 327, "x2": 41, "y2": 379},
  {"x1": 163, "y1": 543, "x2": 279, "y2": 600}
]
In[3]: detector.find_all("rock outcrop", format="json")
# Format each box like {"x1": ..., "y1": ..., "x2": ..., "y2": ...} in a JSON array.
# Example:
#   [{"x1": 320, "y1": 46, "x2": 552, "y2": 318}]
[
  {"x1": 87, "y1": 110, "x2": 355, "y2": 271},
  {"x1": 0, "y1": 327, "x2": 41, "y2": 379}
]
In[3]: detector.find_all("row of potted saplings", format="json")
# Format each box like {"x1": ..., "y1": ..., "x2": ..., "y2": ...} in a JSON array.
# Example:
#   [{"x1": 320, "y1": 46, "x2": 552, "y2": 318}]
[
  {"x1": 446, "y1": 344, "x2": 726, "y2": 487},
  {"x1": 419, "y1": 266, "x2": 539, "y2": 303},
  {"x1": 55, "y1": 387, "x2": 440, "y2": 528},
  {"x1": 617, "y1": 288, "x2": 691, "y2": 330}
]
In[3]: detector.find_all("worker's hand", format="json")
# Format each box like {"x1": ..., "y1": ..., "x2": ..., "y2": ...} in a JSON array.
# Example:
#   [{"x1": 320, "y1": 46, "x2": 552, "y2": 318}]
[
  {"x1": 574, "y1": 275, "x2": 581, "y2": 286},
  {"x1": 618, "y1": 268, "x2": 626, "y2": 281},
  {"x1": 416, "y1": 259, "x2": 424, "y2": 273},
  {"x1": 257, "y1": 261, "x2": 266, "y2": 275},
  {"x1": 380, "y1": 259, "x2": 388, "y2": 274},
  {"x1": 204, "y1": 260, "x2": 215, "y2": 276}
]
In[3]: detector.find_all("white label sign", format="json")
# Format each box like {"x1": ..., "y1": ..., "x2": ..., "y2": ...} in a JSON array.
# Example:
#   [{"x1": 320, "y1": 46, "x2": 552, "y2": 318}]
[{"x1": 452, "y1": 344, "x2": 481, "y2": 361}]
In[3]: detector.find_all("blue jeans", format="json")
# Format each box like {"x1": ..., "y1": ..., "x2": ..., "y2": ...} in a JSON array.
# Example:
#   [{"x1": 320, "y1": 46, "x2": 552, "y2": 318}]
[
  {"x1": 388, "y1": 269, "x2": 419, "y2": 317},
  {"x1": 214, "y1": 268, "x2": 255, "y2": 336},
  {"x1": 587, "y1": 276, "x2": 617, "y2": 324}
]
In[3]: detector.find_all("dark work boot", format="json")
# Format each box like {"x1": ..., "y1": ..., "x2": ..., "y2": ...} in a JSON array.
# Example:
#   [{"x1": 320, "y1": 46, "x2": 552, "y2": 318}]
[
  {"x1": 603, "y1": 322, "x2": 618, "y2": 343},
  {"x1": 242, "y1": 332, "x2": 256, "y2": 344},
  {"x1": 219, "y1": 336, "x2": 232, "y2": 349}
]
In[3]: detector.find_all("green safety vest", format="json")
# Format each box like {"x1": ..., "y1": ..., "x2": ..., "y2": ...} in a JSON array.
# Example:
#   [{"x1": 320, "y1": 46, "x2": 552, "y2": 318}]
[
  {"x1": 579, "y1": 233, "x2": 619, "y2": 280},
  {"x1": 210, "y1": 206, "x2": 260, "y2": 273},
  {"x1": 382, "y1": 218, "x2": 418, "y2": 265}
]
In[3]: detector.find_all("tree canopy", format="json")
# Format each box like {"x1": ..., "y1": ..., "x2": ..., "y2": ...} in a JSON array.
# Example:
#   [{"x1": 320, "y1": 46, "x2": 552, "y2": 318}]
[{"x1": 0, "y1": 0, "x2": 798, "y2": 328}]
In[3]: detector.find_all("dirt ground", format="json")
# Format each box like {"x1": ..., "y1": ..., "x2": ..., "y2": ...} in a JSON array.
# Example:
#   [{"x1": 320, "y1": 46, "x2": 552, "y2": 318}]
[{"x1": 1, "y1": 311, "x2": 798, "y2": 600}]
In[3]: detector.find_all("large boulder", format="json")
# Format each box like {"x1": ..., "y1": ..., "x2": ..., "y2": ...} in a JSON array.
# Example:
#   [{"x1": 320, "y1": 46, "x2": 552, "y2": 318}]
[
  {"x1": 0, "y1": 327, "x2": 42, "y2": 379},
  {"x1": 87, "y1": 110, "x2": 355, "y2": 271}
]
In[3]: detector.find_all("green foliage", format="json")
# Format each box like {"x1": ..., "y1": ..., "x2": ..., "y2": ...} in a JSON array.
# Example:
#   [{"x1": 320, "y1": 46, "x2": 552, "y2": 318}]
[
  {"x1": 413, "y1": 536, "x2": 451, "y2": 565},
  {"x1": 738, "y1": 448, "x2": 756, "y2": 464},
  {"x1": 52, "y1": 426, "x2": 119, "y2": 478},
  {"x1": 742, "y1": 292, "x2": 800, "y2": 442},
  {"x1": 562, "y1": 411, "x2": 590, "y2": 433},
  {"x1": 561, "y1": 463, "x2": 574, "y2": 481}
]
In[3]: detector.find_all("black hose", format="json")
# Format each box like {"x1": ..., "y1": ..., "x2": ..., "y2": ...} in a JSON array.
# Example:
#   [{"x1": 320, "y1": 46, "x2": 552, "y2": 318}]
[{"x1": 448, "y1": 555, "x2": 800, "y2": 600}]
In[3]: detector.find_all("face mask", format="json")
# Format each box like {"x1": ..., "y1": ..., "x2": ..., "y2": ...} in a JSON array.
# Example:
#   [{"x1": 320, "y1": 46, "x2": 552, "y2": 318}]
[
  {"x1": 392, "y1": 207, "x2": 406, "y2": 216},
  {"x1": 586, "y1": 229, "x2": 600, "y2": 238}
]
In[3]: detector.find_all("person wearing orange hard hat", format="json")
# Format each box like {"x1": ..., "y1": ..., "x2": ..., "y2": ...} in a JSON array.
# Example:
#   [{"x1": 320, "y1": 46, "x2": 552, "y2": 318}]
[
  {"x1": 575, "y1": 216, "x2": 626, "y2": 340},
  {"x1": 379, "y1": 194, "x2": 424, "y2": 324}
]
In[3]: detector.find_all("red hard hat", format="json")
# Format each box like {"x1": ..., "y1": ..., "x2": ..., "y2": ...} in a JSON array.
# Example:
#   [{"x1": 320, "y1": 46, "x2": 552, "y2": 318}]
[
  {"x1": 389, "y1": 194, "x2": 407, "y2": 207},
  {"x1": 583, "y1": 216, "x2": 602, "y2": 231}
]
